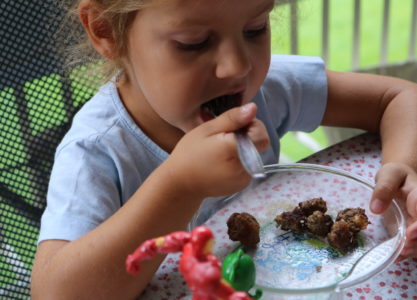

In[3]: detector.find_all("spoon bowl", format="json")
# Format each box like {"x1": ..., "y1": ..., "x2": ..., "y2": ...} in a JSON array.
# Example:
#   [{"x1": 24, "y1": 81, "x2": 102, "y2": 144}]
[{"x1": 235, "y1": 129, "x2": 266, "y2": 179}]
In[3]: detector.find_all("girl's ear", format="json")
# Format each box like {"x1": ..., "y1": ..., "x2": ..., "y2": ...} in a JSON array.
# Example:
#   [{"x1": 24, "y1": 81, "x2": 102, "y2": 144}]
[{"x1": 78, "y1": 0, "x2": 116, "y2": 59}]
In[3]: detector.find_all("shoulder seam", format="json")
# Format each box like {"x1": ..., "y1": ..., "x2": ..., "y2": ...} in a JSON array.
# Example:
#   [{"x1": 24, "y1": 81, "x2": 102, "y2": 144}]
[{"x1": 55, "y1": 119, "x2": 120, "y2": 157}]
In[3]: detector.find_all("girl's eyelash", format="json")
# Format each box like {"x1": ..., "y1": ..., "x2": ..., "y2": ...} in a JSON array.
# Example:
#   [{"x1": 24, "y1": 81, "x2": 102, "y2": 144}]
[
  {"x1": 175, "y1": 22, "x2": 268, "y2": 52},
  {"x1": 176, "y1": 39, "x2": 209, "y2": 51},
  {"x1": 244, "y1": 23, "x2": 268, "y2": 38}
]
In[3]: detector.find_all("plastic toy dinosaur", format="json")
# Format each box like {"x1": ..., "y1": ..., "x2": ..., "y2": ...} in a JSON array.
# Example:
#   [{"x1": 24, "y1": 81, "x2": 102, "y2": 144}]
[
  {"x1": 126, "y1": 226, "x2": 253, "y2": 300},
  {"x1": 222, "y1": 248, "x2": 262, "y2": 299}
]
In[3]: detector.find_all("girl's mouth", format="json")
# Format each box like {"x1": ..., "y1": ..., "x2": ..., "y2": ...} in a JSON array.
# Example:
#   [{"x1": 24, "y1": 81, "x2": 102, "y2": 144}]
[{"x1": 201, "y1": 93, "x2": 243, "y2": 120}]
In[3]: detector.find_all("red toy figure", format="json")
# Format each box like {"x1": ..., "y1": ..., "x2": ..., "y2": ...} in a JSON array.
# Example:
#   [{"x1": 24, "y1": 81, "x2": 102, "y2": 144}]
[{"x1": 126, "y1": 226, "x2": 253, "y2": 300}]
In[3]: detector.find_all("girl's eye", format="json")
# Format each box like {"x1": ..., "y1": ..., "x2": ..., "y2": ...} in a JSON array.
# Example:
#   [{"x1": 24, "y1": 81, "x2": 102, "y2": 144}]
[
  {"x1": 244, "y1": 23, "x2": 268, "y2": 38},
  {"x1": 175, "y1": 39, "x2": 209, "y2": 51}
]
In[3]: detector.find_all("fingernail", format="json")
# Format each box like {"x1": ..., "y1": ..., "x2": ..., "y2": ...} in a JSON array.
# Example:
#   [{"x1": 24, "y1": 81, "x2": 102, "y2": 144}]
[
  {"x1": 371, "y1": 199, "x2": 384, "y2": 213},
  {"x1": 240, "y1": 103, "x2": 253, "y2": 116}
]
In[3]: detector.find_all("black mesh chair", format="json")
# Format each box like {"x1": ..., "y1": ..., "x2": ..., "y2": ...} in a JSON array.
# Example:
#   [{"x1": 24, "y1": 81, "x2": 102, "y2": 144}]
[{"x1": 0, "y1": 1, "x2": 98, "y2": 298}]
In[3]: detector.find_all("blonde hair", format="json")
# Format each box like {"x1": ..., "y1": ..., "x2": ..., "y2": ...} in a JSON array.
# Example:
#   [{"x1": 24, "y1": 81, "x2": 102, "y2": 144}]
[{"x1": 61, "y1": 0, "x2": 152, "y2": 83}]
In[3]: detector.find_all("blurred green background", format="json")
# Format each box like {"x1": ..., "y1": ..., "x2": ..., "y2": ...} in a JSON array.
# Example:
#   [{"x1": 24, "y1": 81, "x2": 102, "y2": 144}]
[{"x1": 271, "y1": 0, "x2": 414, "y2": 161}]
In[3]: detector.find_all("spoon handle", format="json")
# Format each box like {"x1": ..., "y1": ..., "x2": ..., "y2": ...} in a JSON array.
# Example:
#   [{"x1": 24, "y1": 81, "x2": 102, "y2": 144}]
[{"x1": 235, "y1": 130, "x2": 266, "y2": 179}]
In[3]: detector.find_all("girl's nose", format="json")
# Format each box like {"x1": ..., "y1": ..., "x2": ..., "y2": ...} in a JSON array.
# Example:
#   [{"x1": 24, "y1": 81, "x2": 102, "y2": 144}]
[{"x1": 215, "y1": 40, "x2": 252, "y2": 79}]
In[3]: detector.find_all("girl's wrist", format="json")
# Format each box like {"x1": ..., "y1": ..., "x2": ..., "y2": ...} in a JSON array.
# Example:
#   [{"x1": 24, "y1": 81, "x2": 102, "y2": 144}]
[{"x1": 155, "y1": 158, "x2": 206, "y2": 204}]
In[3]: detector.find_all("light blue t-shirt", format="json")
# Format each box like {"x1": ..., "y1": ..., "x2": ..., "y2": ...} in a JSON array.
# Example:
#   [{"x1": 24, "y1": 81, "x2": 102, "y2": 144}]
[{"x1": 38, "y1": 55, "x2": 327, "y2": 243}]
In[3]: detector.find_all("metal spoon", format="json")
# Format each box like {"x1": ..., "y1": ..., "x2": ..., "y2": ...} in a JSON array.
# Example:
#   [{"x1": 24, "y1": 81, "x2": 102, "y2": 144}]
[
  {"x1": 235, "y1": 129, "x2": 266, "y2": 179},
  {"x1": 209, "y1": 108, "x2": 266, "y2": 179}
]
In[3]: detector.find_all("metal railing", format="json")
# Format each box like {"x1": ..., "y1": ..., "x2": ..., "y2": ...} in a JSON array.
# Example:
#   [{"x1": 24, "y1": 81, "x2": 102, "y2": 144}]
[
  {"x1": 280, "y1": 0, "x2": 417, "y2": 72},
  {"x1": 276, "y1": 0, "x2": 417, "y2": 162}
]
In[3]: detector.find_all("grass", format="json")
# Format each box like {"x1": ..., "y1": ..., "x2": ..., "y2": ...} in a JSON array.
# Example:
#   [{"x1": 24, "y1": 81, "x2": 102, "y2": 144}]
[
  {"x1": 270, "y1": 0, "x2": 415, "y2": 161},
  {"x1": 271, "y1": 0, "x2": 414, "y2": 70},
  {"x1": 279, "y1": 128, "x2": 329, "y2": 163}
]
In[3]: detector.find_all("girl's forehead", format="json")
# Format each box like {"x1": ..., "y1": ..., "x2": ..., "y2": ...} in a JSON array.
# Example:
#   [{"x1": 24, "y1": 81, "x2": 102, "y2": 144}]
[
  {"x1": 138, "y1": 0, "x2": 275, "y2": 30},
  {"x1": 146, "y1": 0, "x2": 275, "y2": 25}
]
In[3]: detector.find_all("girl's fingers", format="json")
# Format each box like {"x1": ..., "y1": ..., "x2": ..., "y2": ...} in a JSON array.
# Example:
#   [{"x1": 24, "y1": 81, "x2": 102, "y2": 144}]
[
  {"x1": 398, "y1": 206, "x2": 417, "y2": 259},
  {"x1": 202, "y1": 103, "x2": 258, "y2": 135},
  {"x1": 371, "y1": 163, "x2": 406, "y2": 214},
  {"x1": 398, "y1": 222, "x2": 417, "y2": 259},
  {"x1": 198, "y1": 103, "x2": 269, "y2": 154},
  {"x1": 406, "y1": 219, "x2": 417, "y2": 240},
  {"x1": 246, "y1": 119, "x2": 270, "y2": 153},
  {"x1": 406, "y1": 187, "x2": 417, "y2": 219},
  {"x1": 400, "y1": 242, "x2": 417, "y2": 259}
]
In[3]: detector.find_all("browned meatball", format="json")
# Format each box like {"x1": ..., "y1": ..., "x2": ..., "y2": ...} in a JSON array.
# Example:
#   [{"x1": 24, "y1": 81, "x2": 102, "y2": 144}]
[
  {"x1": 306, "y1": 211, "x2": 334, "y2": 237},
  {"x1": 336, "y1": 208, "x2": 370, "y2": 233},
  {"x1": 274, "y1": 199, "x2": 370, "y2": 251},
  {"x1": 327, "y1": 220, "x2": 357, "y2": 249},
  {"x1": 227, "y1": 212, "x2": 260, "y2": 247},
  {"x1": 298, "y1": 197, "x2": 327, "y2": 215},
  {"x1": 275, "y1": 197, "x2": 328, "y2": 234},
  {"x1": 275, "y1": 209, "x2": 307, "y2": 234}
]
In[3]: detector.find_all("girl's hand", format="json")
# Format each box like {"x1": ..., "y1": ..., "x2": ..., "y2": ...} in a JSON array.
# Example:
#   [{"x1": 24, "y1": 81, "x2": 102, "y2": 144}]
[
  {"x1": 165, "y1": 103, "x2": 270, "y2": 199},
  {"x1": 370, "y1": 163, "x2": 417, "y2": 259}
]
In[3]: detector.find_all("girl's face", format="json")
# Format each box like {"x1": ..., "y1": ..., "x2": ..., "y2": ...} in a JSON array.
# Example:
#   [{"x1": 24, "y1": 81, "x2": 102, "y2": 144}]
[{"x1": 119, "y1": 0, "x2": 274, "y2": 148}]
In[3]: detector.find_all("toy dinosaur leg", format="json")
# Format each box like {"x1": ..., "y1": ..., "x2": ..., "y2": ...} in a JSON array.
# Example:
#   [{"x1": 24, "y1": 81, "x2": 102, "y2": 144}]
[
  {"x1": 126, "y1": 239, "x2": 160, "y2": 274},
  {"x1": 126, "y1": 232, "x2": 191, "y2": 275}
]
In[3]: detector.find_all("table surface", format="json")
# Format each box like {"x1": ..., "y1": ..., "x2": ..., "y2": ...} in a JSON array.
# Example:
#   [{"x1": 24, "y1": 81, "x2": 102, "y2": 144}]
[{"x1": 140, "y1": 133, "x2": 417, "y2": 300}]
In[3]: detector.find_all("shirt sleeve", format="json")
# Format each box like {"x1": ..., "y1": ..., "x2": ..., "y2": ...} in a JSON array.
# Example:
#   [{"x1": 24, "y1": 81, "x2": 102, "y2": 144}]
[
  {"x1": 38, "y1": 137, "x2": 121, "y2": 242},
  {"x1": 259, "y1": 55, "x2": 328, "y2": 138}
]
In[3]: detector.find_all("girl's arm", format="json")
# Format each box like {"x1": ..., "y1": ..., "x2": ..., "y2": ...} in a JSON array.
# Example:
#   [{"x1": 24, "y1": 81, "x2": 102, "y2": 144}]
[
  {"x1": 323, "y1": 70, "x2": 417, "y2": 258},
  {"x1": 323, "y1": 70, "x2": 417, "y2": 169},
  {"x1": 31, "y1": 103, "x2": 269, "y2": 299},
  {"x1": 31, "y1": 162, "x2": 202, "y2": 300}
]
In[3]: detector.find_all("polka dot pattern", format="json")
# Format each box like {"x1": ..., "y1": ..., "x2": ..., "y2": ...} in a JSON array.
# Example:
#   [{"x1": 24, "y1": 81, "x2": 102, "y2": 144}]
[{"x1": 141, "y1": 133, "x2": 417, "y2": 299}]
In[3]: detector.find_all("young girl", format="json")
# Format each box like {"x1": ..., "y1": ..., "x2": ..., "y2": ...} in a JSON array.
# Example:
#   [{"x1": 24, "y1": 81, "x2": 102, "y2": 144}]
[{"x1": 32, "y1": 0, "x2": 417, "y2": 299}]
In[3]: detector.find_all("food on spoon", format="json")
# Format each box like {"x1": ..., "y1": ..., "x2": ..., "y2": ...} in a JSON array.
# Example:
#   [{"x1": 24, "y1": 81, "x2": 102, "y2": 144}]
[{"x1": 227, "y1": 212, "x2": 260, "y2": 247}]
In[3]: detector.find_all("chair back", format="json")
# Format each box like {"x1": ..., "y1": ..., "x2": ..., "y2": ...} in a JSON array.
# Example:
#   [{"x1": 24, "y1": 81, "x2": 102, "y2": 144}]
[{"x1": 0, "y1": 1, "x2": 97, "y2": 298}]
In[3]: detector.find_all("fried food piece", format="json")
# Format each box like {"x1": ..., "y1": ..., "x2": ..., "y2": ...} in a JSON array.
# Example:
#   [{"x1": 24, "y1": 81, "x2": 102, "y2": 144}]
[
  {"x1": 275, "y1": 197, "x2": 327, "y2": 234},
  {"x1": 227, "y1": 212, "x2": 260, "y2": 247},
  {"x1": 275, "y1": 208, "x2": 307, "y2": 234},
  {"x1": 274, "y1": 198, "x2": 370, "y2": 251},
  {"x1": 336, "y1": 208, "x2": 370, "y2": 233},
  {"x1": 327, "y1": 220, "x2": 357, "y2": 249},
  {"x1": 298, "y1": 197, "x2": 327, "y2": 215},
  {"x1": 306, "y1": 211, "x2": 334, "y2": 237}
]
